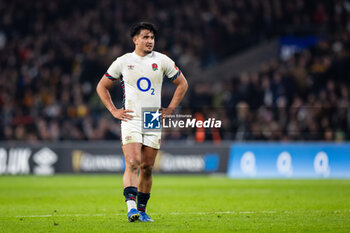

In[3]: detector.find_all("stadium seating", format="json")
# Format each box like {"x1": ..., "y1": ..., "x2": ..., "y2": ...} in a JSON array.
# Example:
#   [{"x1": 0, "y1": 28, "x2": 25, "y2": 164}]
[{"x1": 0, "y1": 0, "x2": 349, "y2": 141}]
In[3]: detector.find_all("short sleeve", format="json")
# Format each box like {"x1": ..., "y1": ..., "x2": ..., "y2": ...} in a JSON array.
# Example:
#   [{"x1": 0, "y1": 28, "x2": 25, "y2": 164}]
[
  {"x1": 162, "y1": 55, "x2": 181, "y2": 81},
  {"x1": 106, "y1": 58, "x2": 122, "y2": 80}
]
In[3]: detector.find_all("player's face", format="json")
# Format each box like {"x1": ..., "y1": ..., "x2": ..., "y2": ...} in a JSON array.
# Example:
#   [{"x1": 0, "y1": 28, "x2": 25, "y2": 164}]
[{"x1": 134, "y1": 29, "x2": 155, "y2": 54}]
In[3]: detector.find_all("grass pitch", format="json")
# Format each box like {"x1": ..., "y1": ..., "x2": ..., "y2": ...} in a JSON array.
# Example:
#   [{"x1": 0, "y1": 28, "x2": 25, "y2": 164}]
[{"x1": 0, "y1": 175, "x2": 349, "y2": 233}]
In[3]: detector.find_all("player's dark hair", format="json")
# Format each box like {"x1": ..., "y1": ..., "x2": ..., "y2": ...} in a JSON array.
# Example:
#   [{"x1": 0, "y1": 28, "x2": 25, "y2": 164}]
[{"x1": 130, "y1": 22, "x2": 157, "y2": 38}]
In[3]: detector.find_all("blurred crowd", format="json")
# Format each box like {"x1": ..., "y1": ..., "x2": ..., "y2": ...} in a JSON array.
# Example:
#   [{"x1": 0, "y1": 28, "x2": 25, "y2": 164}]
[
  {"x1": 0, "y1": 0, "x2": 350, "y2": 142},
  {"x1": 184, "y1": 32, "x2": 350, "y2": 142}
]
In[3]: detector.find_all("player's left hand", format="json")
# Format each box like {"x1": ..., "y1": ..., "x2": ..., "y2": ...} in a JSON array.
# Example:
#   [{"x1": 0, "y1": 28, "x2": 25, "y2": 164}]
[{"x1": 161, "y1": 108, "x2": 174, "y2": 119}]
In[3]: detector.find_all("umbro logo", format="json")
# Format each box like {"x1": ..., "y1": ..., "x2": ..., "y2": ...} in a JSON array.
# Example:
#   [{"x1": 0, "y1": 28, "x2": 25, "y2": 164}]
[{"x1": 128, "y1": 65, "x2": 134, "y2": 70}]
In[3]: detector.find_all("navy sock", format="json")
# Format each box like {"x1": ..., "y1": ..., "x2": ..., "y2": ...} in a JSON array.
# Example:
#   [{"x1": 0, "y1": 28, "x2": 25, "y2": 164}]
[
  {"x1": 137, "y1": 192, "x2": 150, "y2": 212},
  {"x1": 123, "y1": 186, "x2": 137, "y2": 202}
]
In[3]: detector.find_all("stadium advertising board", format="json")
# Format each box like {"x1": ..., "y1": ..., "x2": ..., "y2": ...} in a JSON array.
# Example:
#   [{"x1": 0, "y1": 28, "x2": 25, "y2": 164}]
[
  {"x1": 0, "y1": 146, "x2": 58, "y2": 175},
  {"x1": 69, "y1": 144, "x2": 228, "y2": 174},
  {"x1": 153, "y1": 145, "x2": 228, "y2": 174},
  {"x1": 70, "y1": 149, "x2": 125, "y2": 173},
  {"x1": 228, "y1": 143, "x2": 350, "y2": 178},
  {"x1": 279, "y1": 36, "x2": 321, "y2": 60},
  {"x1": 0, "y1": 143, "x2": 229, "y2": 175}
]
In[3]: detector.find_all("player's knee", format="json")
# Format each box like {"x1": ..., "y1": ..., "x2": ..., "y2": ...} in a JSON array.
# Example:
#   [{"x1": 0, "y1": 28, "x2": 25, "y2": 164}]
[
  {"x1": 126, "y1": 158, "x2": 140, "y2": 172},
  {"x1": 140, "y1": 163, "x2": 153, "y2": 176}
]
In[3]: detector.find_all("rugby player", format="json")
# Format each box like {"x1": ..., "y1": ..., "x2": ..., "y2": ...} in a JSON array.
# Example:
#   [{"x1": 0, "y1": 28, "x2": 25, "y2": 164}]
[{"x1": 96, "y1": 22, "x2": 188, "y2": 222}]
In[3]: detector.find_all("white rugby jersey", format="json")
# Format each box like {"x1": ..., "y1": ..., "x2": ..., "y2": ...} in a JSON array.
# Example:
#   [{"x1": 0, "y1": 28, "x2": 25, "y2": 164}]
[{"x1": 105, "y1": 51, "x2": 180, "y2": 120}]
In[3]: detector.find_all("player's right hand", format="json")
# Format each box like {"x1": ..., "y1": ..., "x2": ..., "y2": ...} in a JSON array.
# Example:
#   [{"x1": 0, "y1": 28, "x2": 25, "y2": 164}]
[{"x1": 111, "y1": 109, "x2": 134, "y2": 121}]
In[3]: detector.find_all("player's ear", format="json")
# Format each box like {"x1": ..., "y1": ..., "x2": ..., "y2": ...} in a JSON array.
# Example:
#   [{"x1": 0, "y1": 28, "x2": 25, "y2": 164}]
[{"x1": 132, "y1": 36, "x2": 138, "y2": 45}]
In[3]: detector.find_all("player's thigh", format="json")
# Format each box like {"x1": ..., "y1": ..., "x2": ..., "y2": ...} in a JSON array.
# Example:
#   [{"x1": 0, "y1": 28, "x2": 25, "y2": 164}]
[
  {"x1": 122, "y1": 143, "x2": 143, "y2": 166},
  {"x1": 141, "y1": 145, "x2": 158, "y2": 166}
]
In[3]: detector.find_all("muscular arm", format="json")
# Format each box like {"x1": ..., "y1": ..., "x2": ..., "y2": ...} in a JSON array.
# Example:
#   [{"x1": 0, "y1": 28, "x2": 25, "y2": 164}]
[
  {"x1": 96, "y1": 75, "x2": 133, "y2": 121},
  {"x1": 163, "y1": 72, "x2": 188, "y2": 116}
]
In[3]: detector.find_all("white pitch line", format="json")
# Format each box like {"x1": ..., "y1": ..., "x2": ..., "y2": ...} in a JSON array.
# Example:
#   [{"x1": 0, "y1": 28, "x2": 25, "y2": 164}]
[
  {"x1": 15, "y1": 213, "x2": 123, "y2": 218},
  {"x1": 14, "y1": 211, "x2": 277, "y2": 218},
  {"x1": 13, "y1": 209, "x2": 350, "y2": 218},
  {"x1": 16, "y1": 215, "x2": 53, "y2": 218}
]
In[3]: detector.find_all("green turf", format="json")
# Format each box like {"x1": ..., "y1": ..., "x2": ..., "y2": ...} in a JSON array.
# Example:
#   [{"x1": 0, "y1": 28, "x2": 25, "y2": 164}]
[{"x1": 0, "y1": 175, "x2": 349, "y2": 233}]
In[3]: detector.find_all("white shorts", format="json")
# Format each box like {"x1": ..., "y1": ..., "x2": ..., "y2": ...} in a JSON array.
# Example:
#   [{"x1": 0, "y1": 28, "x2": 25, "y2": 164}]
[{"x1": 121, "y1": 119, "x2": 161, "y2": 149}]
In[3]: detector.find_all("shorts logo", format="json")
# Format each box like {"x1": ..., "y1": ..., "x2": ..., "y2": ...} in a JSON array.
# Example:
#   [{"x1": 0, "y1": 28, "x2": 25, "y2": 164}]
[
  {"x1": 143, "y1": 109, "x2": 161, "y2": 129},
  {"x1": 128, "y1": 65, "x2": 134, "y2": 70},
  {"x1": 125, "y1": 136, "x2": 132, "y2": 141},
  {"x1": 152, "y1": 63, "x2": 158, "y2": 71}
]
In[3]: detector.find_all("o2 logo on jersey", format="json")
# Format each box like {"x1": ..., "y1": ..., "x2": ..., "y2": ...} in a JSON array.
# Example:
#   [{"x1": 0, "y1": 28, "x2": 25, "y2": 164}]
[
  {"x1": 143, "y1": 109, "x2": 161, "y2": 129},
  {"x1": 137, "y1": 77, "x2": 155, "y2": 95}
]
